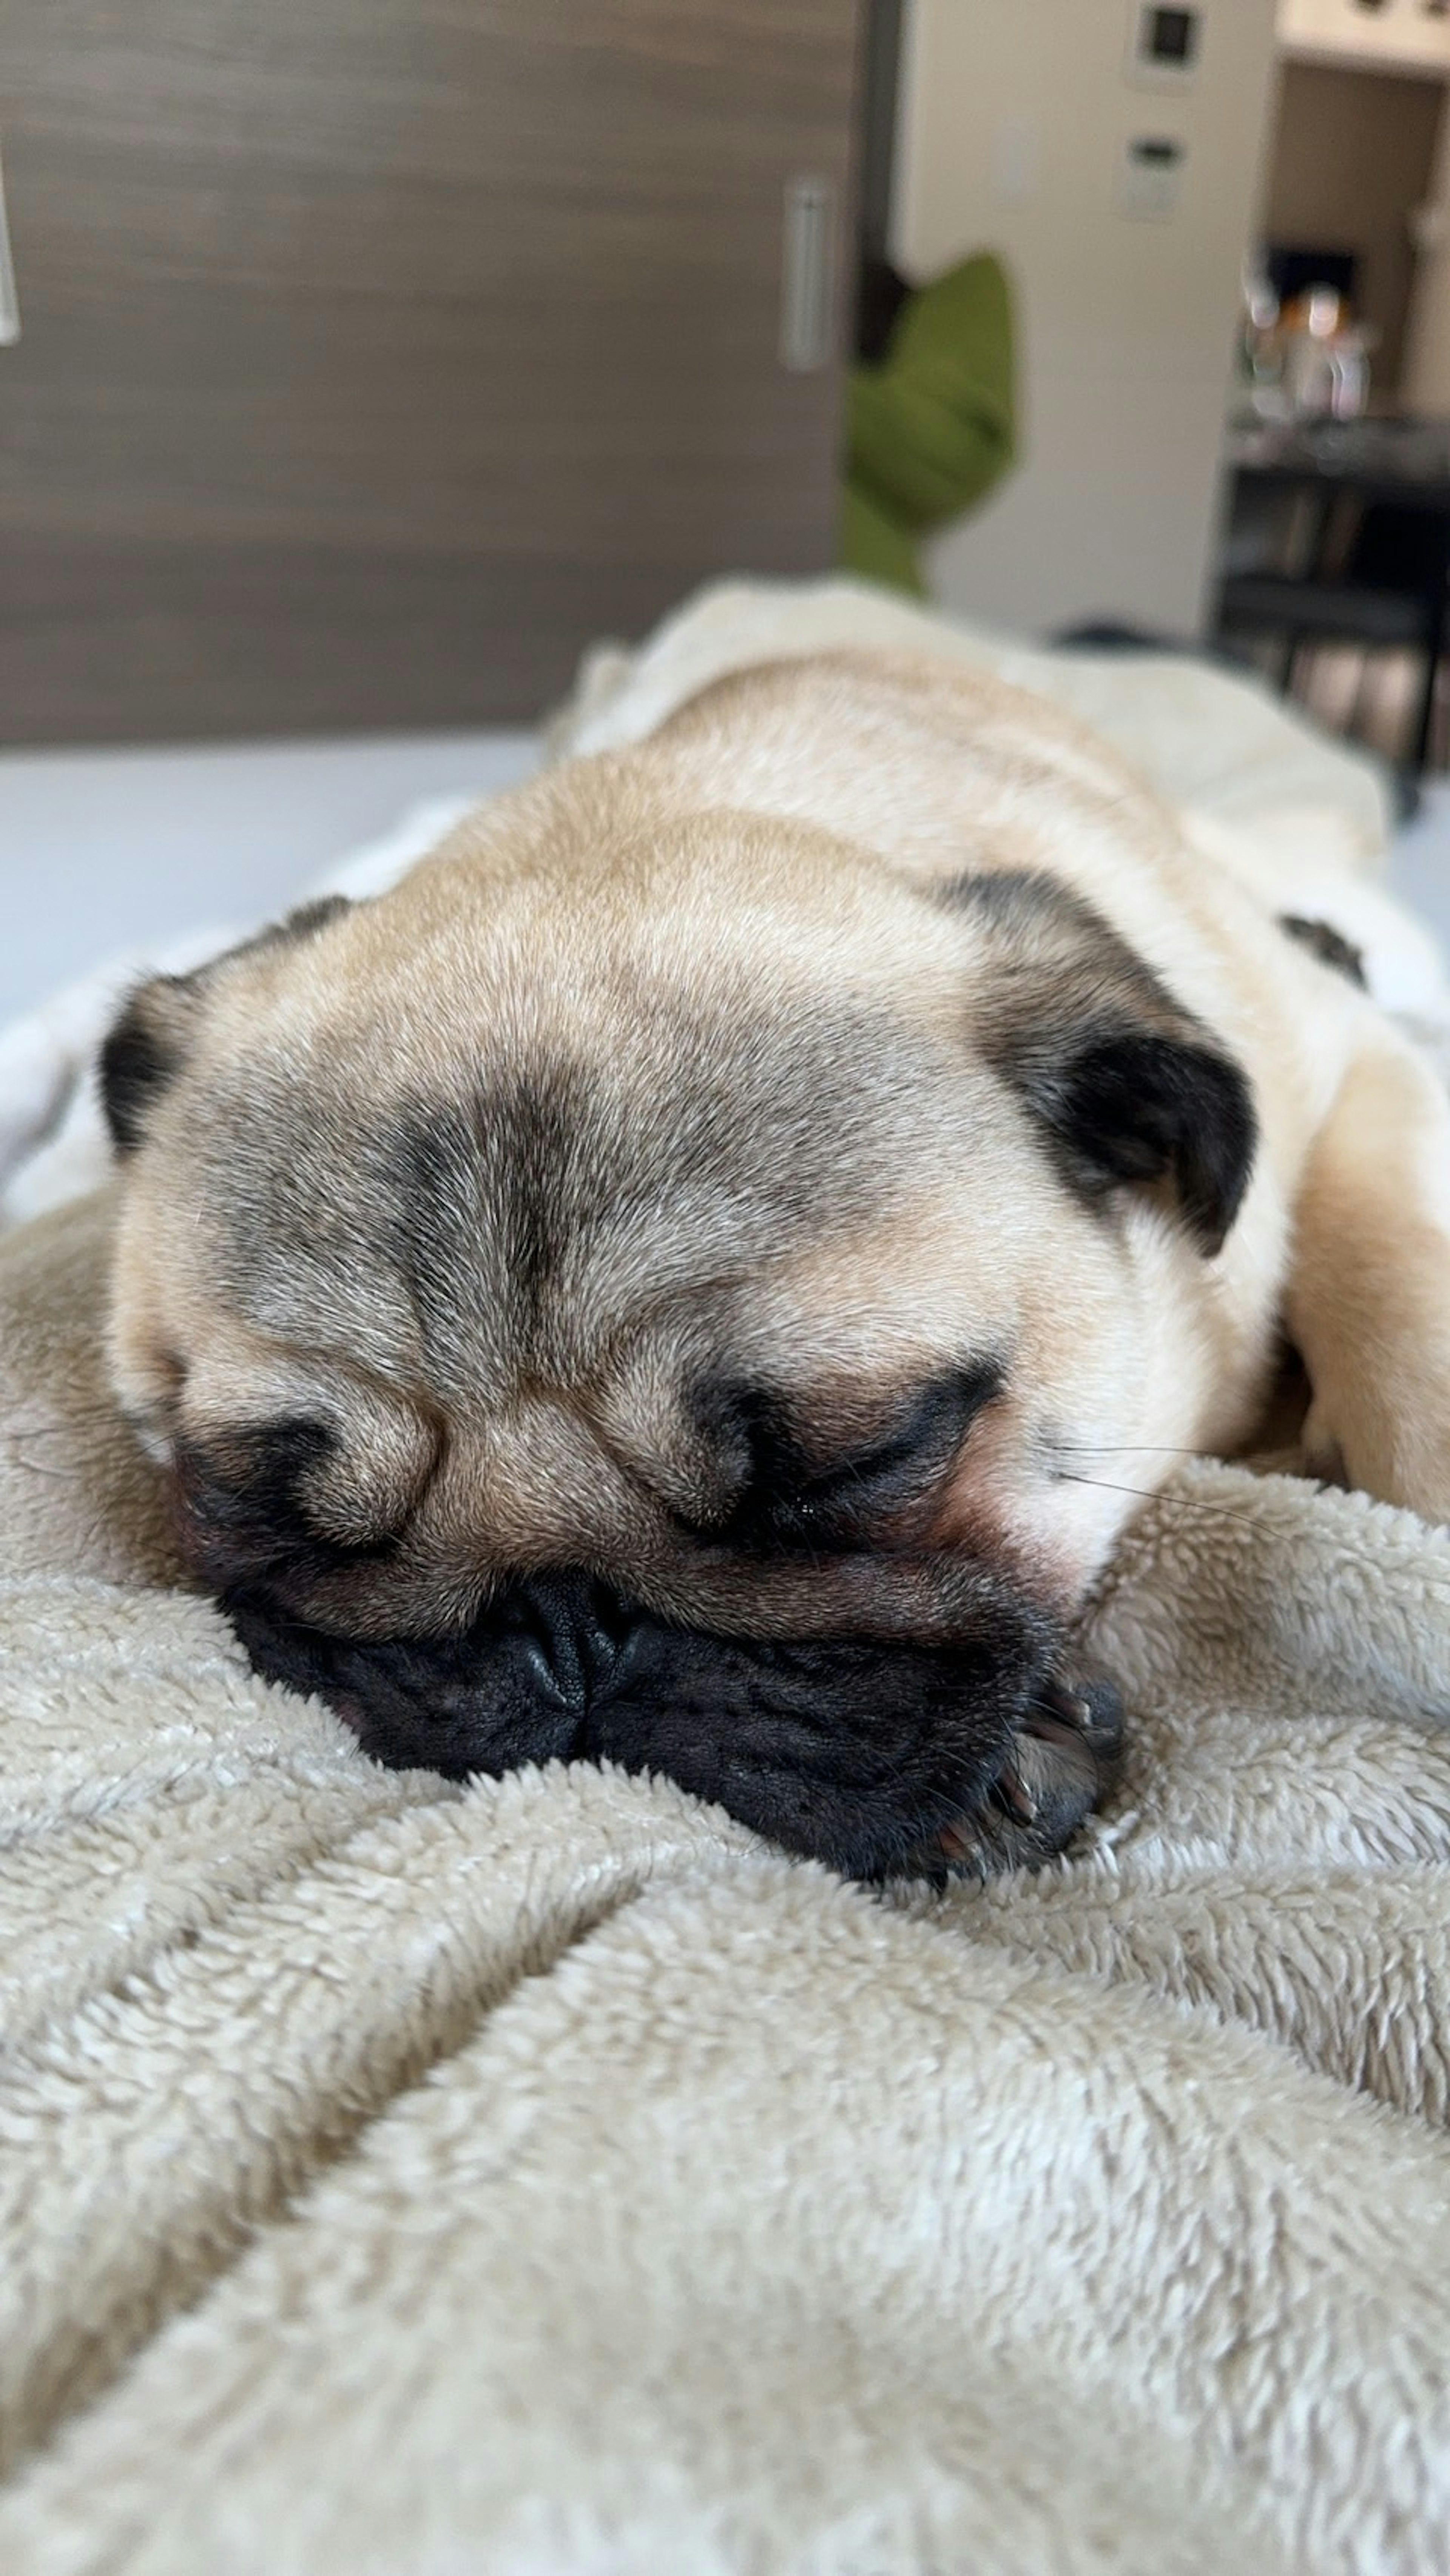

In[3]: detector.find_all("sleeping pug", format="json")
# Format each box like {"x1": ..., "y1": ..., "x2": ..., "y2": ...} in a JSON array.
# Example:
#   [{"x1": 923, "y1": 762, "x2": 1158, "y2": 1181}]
[{"x1": 98, "y1": 652, "x2": 1450, "y2": 1878}]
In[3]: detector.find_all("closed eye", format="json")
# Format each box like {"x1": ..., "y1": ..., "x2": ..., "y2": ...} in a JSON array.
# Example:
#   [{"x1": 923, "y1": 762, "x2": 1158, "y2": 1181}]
[
  {"x1": 787, "y1": 1361, "x2": 1003, "y2": 1531},
  {"x1": 693, "y1": 1359, "x2": 1003, "y2": 1551}
]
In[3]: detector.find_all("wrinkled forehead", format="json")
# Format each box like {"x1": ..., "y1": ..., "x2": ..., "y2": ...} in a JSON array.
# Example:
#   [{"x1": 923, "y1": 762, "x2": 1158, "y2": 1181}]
[{"x1": 125, "y1": 973, "x2": 981, "y2": 1413}]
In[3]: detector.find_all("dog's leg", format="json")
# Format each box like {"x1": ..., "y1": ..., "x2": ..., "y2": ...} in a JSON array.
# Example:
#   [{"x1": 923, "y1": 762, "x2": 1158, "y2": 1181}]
[{"x1": 1287, "y1": 1032, "x2": 1450, "y2": 1524}]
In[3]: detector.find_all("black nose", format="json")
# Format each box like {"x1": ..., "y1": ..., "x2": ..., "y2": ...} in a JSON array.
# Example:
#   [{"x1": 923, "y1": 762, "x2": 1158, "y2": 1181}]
[
  {"x1": 223, "y1": 1566, "x2": 645, "y2": 1784},
  {"x1": 222, "y1": 1564, "x2": 1078, "y2": 1882},
  {"x1": 500, "y1": 1571, "x2": 632, "y2": 1716}
]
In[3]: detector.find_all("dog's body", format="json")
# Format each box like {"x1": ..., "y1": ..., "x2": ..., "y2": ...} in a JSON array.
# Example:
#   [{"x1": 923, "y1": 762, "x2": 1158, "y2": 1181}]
[{"x1": 101, "y1": 650, "x2": 1450, "y2": 1877}]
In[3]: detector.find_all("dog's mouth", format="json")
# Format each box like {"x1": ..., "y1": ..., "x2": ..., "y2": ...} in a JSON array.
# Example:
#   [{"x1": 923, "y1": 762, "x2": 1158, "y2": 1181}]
[{"x1": 223, "y1": 1568, "x2": 1122, "y2": 1882}]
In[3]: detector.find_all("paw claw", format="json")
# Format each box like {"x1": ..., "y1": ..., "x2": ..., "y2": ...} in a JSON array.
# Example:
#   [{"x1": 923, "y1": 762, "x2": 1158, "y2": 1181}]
[
  {"x1": 1037, "y1": 1679, "x2": 1092, "y2": 1730},
  {"x1": 992, "y1": 1760, "x2": 1038, "y2": 1826},
  {"x1": 926, "y1": 1656, "x2": 1124, "y2": 1884},
  {"x1": 936, "y1": 1820, "x2": 987, "y2": 1875}
]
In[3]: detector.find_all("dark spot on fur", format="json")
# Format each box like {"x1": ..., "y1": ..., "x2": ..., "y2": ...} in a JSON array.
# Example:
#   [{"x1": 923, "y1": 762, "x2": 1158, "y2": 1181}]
[
  {"x1": 389, "y1": 1061, "x2": 599, "y2": 1347},
  {"x1": 266, "y1": 897, "x2": 354, "y2": 944},
  {"x1": 1279, "y1": 914, "x2": 1367, "y2": 989}
]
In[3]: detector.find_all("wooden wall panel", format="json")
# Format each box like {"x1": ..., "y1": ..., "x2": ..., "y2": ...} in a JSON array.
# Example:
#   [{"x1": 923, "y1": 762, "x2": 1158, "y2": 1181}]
[{"x1": 0, "y1": 1, "x2": 860, "y2": 740}]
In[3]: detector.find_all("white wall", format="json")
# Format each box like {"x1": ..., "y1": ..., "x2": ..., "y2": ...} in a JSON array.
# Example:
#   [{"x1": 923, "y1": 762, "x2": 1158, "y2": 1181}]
[{"x1": 890, "y1": 0, "x2": 1280, "y2": 639}]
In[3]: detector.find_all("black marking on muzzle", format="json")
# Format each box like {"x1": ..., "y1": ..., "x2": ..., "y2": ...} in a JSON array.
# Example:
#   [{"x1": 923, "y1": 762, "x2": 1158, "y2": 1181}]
[{"x1": 222, "y1": 1564, "x2": 1075, "y2": 1882}]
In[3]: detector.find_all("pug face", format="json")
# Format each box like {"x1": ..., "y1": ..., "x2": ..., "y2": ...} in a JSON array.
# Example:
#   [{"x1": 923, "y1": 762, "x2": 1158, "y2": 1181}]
[{"x1": 102, "y1": 780, "x2": 1254, "y2": 1878}]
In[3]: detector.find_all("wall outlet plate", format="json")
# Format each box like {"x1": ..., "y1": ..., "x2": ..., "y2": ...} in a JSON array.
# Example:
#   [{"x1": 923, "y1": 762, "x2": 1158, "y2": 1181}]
[
  {"x1": 992, "y1": 115, "x2": 1042, "y2": 203},
  {"x1": 1125, "y1": 1, "x2": 1205, "y2": 89}
]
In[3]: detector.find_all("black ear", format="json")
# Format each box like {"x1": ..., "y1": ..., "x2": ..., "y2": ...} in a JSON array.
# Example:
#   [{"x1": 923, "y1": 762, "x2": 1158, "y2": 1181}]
[
  {"x1": 99, "y1": 896, "x2": 354, "y2": 1158},
  {"x1": 941, "y1": 870, "x2": 1257, "y2": 1256},
  {"x1": 99, "y1": 972, "x2": 207, "y2": 1156},
  {"x1": 1010, "y1": 1021, "x2": 1256, "y2": 1255}
]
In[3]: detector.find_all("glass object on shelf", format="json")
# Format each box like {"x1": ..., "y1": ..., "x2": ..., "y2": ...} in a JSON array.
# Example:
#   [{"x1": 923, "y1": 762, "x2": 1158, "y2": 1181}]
[
  {"x1": 1282, "y1": 287, "x2": 1373, "y2": 421},
  {"x1": 1239, "y1": 261, "x2": 1286, "y2": 417},
  {"x1": 1237, "y1": 265, "x2": 1373, "y2": 423}
]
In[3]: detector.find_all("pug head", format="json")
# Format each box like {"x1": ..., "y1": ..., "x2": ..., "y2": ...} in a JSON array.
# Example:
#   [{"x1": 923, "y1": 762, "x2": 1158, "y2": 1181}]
[{"x1": 101, "y1": 792, "x2": 1254, "y2": 1879}]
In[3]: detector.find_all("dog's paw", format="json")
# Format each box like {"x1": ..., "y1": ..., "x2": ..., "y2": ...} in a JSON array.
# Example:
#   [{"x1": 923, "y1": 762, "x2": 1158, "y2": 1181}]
[
  {"x1": 923, "y1": 1662, "x2": 1124, "y2": 1881},
  {"x1": 1300, "y1": 1387, "x2": 1450, "y2": 1528}
]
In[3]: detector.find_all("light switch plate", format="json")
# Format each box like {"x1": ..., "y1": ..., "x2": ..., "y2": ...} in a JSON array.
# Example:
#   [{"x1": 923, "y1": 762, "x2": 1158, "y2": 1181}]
[
  {"x1": 1119, "y1": 133, "x2": 1188, "y2": 219},
  {"x1": 992, "y1": 116, "x2": 1042, "y2": 203}
]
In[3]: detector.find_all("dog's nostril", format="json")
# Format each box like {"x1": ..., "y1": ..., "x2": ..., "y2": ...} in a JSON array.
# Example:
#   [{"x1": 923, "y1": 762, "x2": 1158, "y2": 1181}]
[{"x1": 507, "y1": 1572, "x2": 633, "y2": 1712}]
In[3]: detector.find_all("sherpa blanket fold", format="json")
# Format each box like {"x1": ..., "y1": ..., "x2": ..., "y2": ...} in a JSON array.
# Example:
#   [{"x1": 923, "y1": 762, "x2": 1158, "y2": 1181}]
[{"x1": 3, "y1": 601, "x2": 1450, "y2": 2571}]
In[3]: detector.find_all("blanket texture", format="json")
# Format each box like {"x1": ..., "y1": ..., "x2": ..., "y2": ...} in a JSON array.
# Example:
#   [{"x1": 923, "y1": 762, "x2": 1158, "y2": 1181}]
[
  {"x1": 5, "y1": 590, "x2": 1450, "y2": 2573},
  {"x1": 5, "y1": 1197, "x2": 1450, "y2": 2576}
]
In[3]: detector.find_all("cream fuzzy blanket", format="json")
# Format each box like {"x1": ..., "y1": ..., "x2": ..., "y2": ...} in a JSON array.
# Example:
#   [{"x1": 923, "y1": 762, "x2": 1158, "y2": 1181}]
[{"x1": 5, "y1": 592, "x2": 1450, "y2": 2573}]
